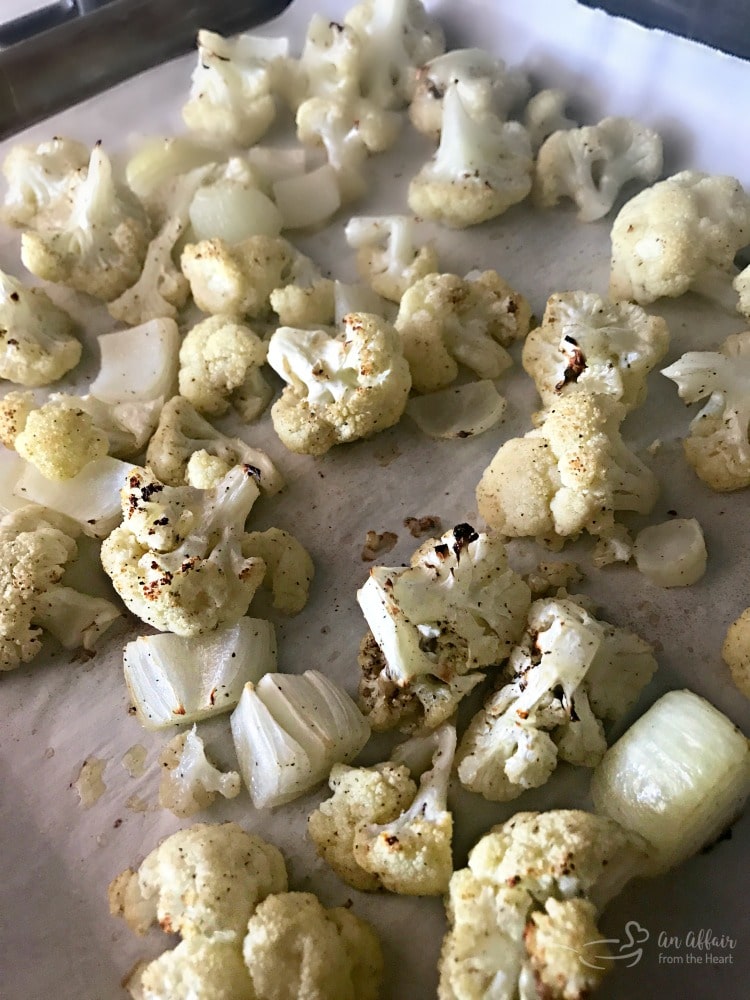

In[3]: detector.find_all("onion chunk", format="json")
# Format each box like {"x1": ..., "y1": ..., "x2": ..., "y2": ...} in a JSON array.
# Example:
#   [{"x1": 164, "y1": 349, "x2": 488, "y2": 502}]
[{"x1": 591, "y1": 689, "x2": 750, "y2": 872}]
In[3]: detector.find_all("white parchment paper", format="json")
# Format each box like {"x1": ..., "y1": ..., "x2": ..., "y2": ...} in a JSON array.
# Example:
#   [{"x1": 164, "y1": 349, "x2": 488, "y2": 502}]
[{"x1": 1, "y1": 2, "x2": 749, "y2": 998}]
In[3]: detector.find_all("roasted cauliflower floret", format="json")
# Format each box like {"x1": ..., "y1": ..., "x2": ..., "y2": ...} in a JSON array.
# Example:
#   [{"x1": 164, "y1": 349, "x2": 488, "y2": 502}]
[
  {"x1": 534, "y1": 116, "x2": 663, "y2": 222},
  {"x1": 609, "y1": 170, "x2": 750, "y2": 304},
  {"x1": 21, "y1": 144, "x2": 151, "y2": 302},
  {"x1": 146, "y1": 395, "x2": 283, "y2": 494},
  {"x1": 456, "y1": 596, "x2": 657, "y2": 801},
  {"x1": 243, "y1": 892, "x2": 383, "y2": 1000},
  {"x1": 1, "y1": 136, "x2": 89, "y2": 228},
  {"x1": 182, "y1": 30, "x2": 285, "y2": 146},
  {"x1": 178, "y1": 315, "x2": 271, "y2": 421},
  {"x1": 524, "y1": 88, "x2": 577, "y2": 152},
  {"x1": 661, "y1": 330, "x2": 750, "y2": 491},
  {"x1": 351, "y1": 724, "x2": 456, "y2": 895},
  {"x1": 100, "y1": 464, "x2": 266, "y2": 635},
  {"x1": 396, "y1": 270, "x2": 532, "y2": 393},
  {"x1": 0, "y1": 269, "x2": 81, "y2": 387},
  {"x1": 477, "y1": 393, "x2": 658, "y2": 544},
  {"x1": 267, "y1": 312, "x2": 411, "y2": 456},
  {"x1": 357, "y1": 524, "x2": 530, "y2": 731},
  {"x1": 308, "y1": 761, "x2": 417, "y2": 892},
  {"x1": 296, "y1": 94, "x2": 401, "y2": 202},
  {"x1": 522, "y1": 291, "x2": 670, "y2": 413},
  {"x1": 241, "y1": 527, "x2": 314, "y2": 615},
  {"x1": 344, "y1": 215, "x2": 439, "y2": 303},
  {"x1": 134, "y1": 938, "x2": 255, "y2": 1000},
  {"x1": 158, "y1": 726, "x2": 241, "y2": 818},
  {"x1": 109, "y1": 821, "x2": 287, "y2": 940},
  {"x1": 0, "y1": 504, "x2": 120, "y2": 671},
  {"x1": 181, "y1": 235, "x2": 294, "y2": 318},
  {"x1": 722, "y1": 607, "x2": 750, "y2": 698},
  {"x1": 344, "y1": 0, "x2": 445, "y2": 110},
  {"x1": 409, "y1": 48, "x2": 529, "y2": 140},
  {"x1": 269, "y1": 252, "x2": 335, "y2": 328},
  {"x1": 438, "y1": 810, "x2": 650, "y2": 1000},
  {"x1": 408, "y1": 84, "x2": 533, "y2": 228},
  {"x1": 13, "y1": 401, "x2": 108, "y2": 480}
]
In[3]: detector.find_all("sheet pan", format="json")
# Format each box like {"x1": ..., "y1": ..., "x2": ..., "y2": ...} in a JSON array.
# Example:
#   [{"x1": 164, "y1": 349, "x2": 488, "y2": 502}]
[{"x1": 0, "y1": 2, "x2": 748, "y2": 997}]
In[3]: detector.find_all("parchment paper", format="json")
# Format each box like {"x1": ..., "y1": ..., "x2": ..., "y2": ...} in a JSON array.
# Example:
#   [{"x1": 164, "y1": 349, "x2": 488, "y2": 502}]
[{"x1": 1, "y1": 2, "x2": 749, "y2": 998}]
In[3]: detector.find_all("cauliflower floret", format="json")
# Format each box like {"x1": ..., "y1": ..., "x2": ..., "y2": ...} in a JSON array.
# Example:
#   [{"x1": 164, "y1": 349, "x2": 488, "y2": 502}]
[
  {"x1": 21, "y1": 144, "x2": 151, "y2": 302},
  {"x1": 100, "y1": 465, "x2": 266, "y2": 635},
  {"x1": 269, "y1": 252, "x2": 335, "y2": 328},
  {"x1": 344, "y1": 215, "x2": 439, "y2": 303},
  {"x1": 358, "y1": 630, "x2": 485, "y2": 732},
  {"x1": 408, "y1": 84, "x2": 533, "y2": 229},
  {"x1": 0, "y1": 504, "x2": 120, "y2": 671},
  {"x1": 1, "y1": 136, "x2": 89, "y2": 228},
  {"x1": 0, "y1": 270, "x2": 81, "y2": 387},
  {"x1": 439, "y1": 810, "x2": 648, "y2": 1000},
  {"x1": 158, "y1": 726, "x2": 241, "y2": 817},
  {"x1": 359, "y1": 524, "x2": 531, "y2": 685},
  {"x1": 1, "y1": 389, "x2": 161, "y2": 462},
  {"x1": 296, "y1": 95, "x2": 401, "y2": 202},
  {"x1": 109, "y1": 822, "x2": 287, "y2": 940},
  {"x1": 13, "y1": 401, "x2": 108, "y2": 480},
  {"x1": 107, "y1": 213, "x2": 189, "y2": 326},
  {"x1": 0, "y1": 390, "x2": 36, "y2": 448},
  {"x1": 524, "y1": 897, "x2": 611, "y2": 1000},
  {"x1": 357, "y1": 525, "x2": 530, "y2": 732},
  {"x1": 722, "y1": 607, "x2": 750, "y2": 698},
  {"x1": 352, "y1": 724, "x2": 456, "y2": 895},
  {"x1": 396, "y1": 271, "x2": 532, "y2": 393},
  {"x1": 410, "y1": 48, "x2": 529, "y2": 140},
  {"x1": 181, "y1": 235, "x2": 294, "y2": 318},
  {"x1": 182, "y1": 30, "x2": 287, "y2": 146},
  {"x1": 146, "y1": 395, "x2": 283, "y2": 494},
  {"x1": 243, "y1": 893, "x2": 383, "y2": 1000},
  {"x1": 267, "y1": 312, "x2": 411, "y2": 456},
  {"x1": 456, "y1": 596, "x2": 656, "y2": 800},
  {"x1": 609, "y1": 170, "x2": 750, "y2": 304},
  {"x1": 477, "y1": 393, "x2": 658, "y2": 544},
  {"x1": 280, "y1": 15, "x2": 362, "y2": 109},
  {"x1": 308, "y1": 761, "x2": 417, "y2": 891},
  {"x1": 135, "y1": 938, "x2": 255, "y2": 1000},
  {"x1": 534, "y1": 116, "x2": 663, "y2": 222},
  {"x1": 241, "y1": 528, "x2": 314, "y2": 614},
  {"x1": 524, "y1": 88, "x2": 577, "y2": 152},
  {"x1": 522, "y1": 291, "x2": 670, "y2": 413},
  {"x1": 344, "y1": 0, "x2": 445, "y2": 110},
  {"x1": 661, "y1": 330, "x2": 750, "y2": 491},
  {"x1": 178, "y1": 316, "x2": 272, "y2": 421},
  {"x1": 735, "y1": 265, "x2": 750, "y2": 318}
]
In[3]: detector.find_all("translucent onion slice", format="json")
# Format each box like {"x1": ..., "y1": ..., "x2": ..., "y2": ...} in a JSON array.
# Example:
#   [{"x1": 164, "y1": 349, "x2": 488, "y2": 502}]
[
  {"x1": 334, "y1": 281, "x2": 393, "y2": 326},
  {"x1": 123, "y1": 618, "x2": 277, "y2": 730},
  {"x1": 591, "y1": 689, "x2": 750, "y2": 873},
  {"x1": 406, "y1": 381, "x2": 507, "y2": 439},
  {"x1": 126, "y1": 136, "x2": 217, "y2": 202},
  {"x1": 273, "y1": 164, "x2": 341, "y2": 230},
  {"x1": 90, "y1": 319, "x2": 179, "y2": 403},
  {"x1": 189, "y1": 182, "x2": 282, "y2": 242},
  {"x1": 633, "y1": 518, "x2": 707, "y2": 587},
  {"x1": 247, "y1": 146, "x2": 306, "y2": 187},
  {"x1": 14, "y1": 456, "x2": 131, "y2": 537},
  {"x1": 230, "y1": 670, "x2": 370, "y2": 808}
]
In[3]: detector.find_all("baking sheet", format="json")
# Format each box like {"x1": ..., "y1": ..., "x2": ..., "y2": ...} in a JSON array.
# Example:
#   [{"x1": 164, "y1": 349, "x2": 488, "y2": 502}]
[{"x1": 1, "y1": 2, "x2": 749, "y2": 998}]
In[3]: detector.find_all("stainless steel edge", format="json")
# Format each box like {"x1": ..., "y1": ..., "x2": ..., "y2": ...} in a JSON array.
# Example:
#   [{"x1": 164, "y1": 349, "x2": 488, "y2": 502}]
[{"x1": 0, "y1": 0, "x2": 293, "y2": 138}]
